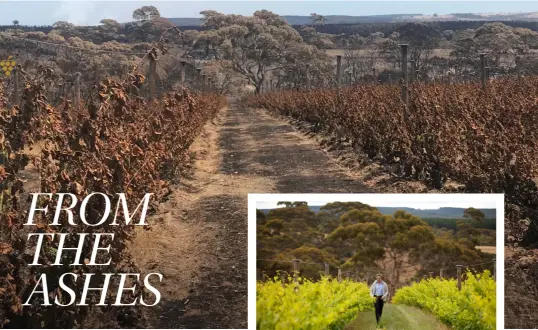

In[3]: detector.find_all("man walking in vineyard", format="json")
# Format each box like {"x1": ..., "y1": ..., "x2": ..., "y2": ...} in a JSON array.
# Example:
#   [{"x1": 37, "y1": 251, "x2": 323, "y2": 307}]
[{"x1": 370, "y1": 274, "x2": 389, "y2": 324}]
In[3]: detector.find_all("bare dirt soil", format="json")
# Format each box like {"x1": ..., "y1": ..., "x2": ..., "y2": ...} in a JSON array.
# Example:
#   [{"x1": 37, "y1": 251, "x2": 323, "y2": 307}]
[
  {"x1": 505, "y1": 246, "x2": 538, "y2": 328},
  {"x1": 475, "y1": 246, "x2": 496, "y2": 254},
  {"x1": 133, "y1": 103, "x2": 379, "y2": 328}
]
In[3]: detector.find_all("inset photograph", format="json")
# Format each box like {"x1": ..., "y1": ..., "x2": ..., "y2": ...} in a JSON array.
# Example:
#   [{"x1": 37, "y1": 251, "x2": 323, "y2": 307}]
[{"x1": 252, "y1": 194, "x2": 502, "y2": 330}]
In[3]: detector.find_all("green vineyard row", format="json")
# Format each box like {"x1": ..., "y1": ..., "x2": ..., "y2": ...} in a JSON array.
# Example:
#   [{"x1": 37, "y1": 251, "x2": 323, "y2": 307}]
[
  {"x1": 393, "y1": 270, "x2": 496, "y2": 330},
  {"x1": 257, "y1": 277, "x2": 373, "y2": 330}
]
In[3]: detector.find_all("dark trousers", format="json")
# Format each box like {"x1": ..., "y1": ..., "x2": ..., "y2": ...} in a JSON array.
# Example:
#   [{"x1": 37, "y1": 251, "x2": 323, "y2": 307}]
[{"x1": 374, "y1": 296, "x2": 384, "y2": 323}]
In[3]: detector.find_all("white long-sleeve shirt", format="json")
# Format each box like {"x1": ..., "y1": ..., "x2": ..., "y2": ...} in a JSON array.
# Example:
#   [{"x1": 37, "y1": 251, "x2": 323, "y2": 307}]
[{"x1": 370, "y1": 281, "x2": 389, "y2": 302}]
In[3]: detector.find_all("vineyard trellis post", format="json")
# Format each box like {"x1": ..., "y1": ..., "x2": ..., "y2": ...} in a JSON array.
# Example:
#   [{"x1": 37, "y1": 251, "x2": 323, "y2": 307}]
[
  {"x1": 202, "y1": 73, "x2": 207, "y2": 92},
  {"x1": 400, "y1": 44, "x2": 409, "y2": 106},
  {"x1": 74, "y1": 72, "x2": 81, "y2": 108},
  {"x1": 208, "y1": 77, "x2": 213, "y2": 92},
  {"x1": 305, "y1": 63, "x2": 311, "y2": 90},
  {"x1": 337, "y1": 268, "x2": 342, "y2": 282},
  {"x1": 493, "y1": 258, "x2": 496, "y2": 280},
  {"x1": 409, "y1": 60, "x2": 415, "y2": 82},
  {"x1": 148, "y1": 55, "x2": 156, "y2": 101},
  {"x1": 457, "y1": 265, "x2": 462, "y2": 291},
  {"x1": 480, "y1": 53, "x2": 487, "y2": 91},
  {"x1": 485, "y1": 66, "x2": 490, "y2": 81},
  {"x1": 324, "y1": 262, "x2": 329, "y2": 277},
  {"x1": 12, "y1": 66, "x2": 20, "y2": 106},
  {"x1": 292, "y1": 259, "x2": 300, "y2": 284},
  {"x1": 180, "y1": 60, "x2": 186, "y2": 85},
  {"x1": 196, "y1": 68, "x2": 202, "y2": 90},
  {"x1": 336, "y1": 55, "x2": 342, "y2": 91},
  {"x1": 287, "y1": 70, "x2": 292, "y2": 90},
  {"x1": 440, "y1": 268, "x2": 444, "y2": 279}
]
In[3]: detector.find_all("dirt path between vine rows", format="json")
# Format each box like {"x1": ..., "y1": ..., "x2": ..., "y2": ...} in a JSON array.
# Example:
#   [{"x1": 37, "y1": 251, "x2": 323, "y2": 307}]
[
  {"x1": 132, "y1": 103, "x2": 375, "y2": 329},
  {"x1": 347, "y1": 304, "x2": 450, "y2": 330}
]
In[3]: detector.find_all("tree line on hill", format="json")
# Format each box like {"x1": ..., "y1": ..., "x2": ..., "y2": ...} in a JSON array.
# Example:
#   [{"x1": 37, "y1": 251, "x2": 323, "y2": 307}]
[
  {"x1": 3, "y1": 5, "x2": 538, "y2": 95},
  {"x1": 257, "y1": 202, "x2": 495, "y2": 284}
]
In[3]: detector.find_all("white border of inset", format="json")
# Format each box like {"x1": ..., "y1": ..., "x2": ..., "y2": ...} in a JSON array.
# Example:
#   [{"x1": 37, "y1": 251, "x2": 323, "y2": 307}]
[{"x1": 248, "y1": 193, "x2": 504, "y2": 330}]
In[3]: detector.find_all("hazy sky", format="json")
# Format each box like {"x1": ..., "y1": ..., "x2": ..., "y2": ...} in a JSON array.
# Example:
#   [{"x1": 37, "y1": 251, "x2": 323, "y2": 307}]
[
  {"x1": 254, "y1": 194, "x2": 501, "y2": 209},
  {"x1": 2, "y1": 1, "x2": 538, "y2": 26}
]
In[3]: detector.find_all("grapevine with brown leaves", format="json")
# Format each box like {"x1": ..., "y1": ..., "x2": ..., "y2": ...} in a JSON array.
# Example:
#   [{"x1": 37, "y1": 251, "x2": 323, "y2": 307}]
[{"x1": 0, "y1": 51, "x2": 225, "y2": 328}]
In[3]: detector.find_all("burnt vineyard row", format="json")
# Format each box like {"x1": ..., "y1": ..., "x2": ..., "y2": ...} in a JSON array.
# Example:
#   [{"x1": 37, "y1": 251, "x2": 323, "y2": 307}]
[
  {"x1": 0, "y1": 67, "x2": 225, "y2": 328},
  {"x1": 247, "y1": 77, "x2": 538, "y2": 242}
]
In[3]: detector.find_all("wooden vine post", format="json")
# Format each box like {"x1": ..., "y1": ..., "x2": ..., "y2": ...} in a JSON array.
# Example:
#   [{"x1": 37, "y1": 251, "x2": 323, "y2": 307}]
[
  {"x1": 456, "y1": 265, "x2": 462, "y2": 291},
  {"x1": 324, "y1": 262, "x2": 330, "y2": 277},
  {"x1": 12, "y1": 66, "x2": 20, "y2": 106},
  {"x1": 305, "y1": 64, "x2": 311, "y2": 90},
  {"x1": 292, "y1": 259, "x2": 300, "y2": 284},
  {"x1": 148, "y1": 54, "x2": 157, "y2": 101},
  {"x1": 337, "y1": 268, "x2": 342, "y2": 282},
  {"x1": 196, "y1": 68, "x2": 202, "y2": 89},
  {"x1": 480, "y1": 53, "x2": 487, "y2": 91},
  {"x1": 180, "y1": 60, "x2": 186, "y2": 85},
  {"x1": 440, "y1": 268, "x2": 444, "y2": 279},
  {"x1": 400, "y1": 44, "x2": 409, "y2": 106},
  {"x1": 336, "y1": 55, "x2": 342, "y2": 91},
  {"x1": 74, "y1": 72, "x2": 81, "y2": 108},
  {"x1": 409, "y1": 60, "x2": 415, "y2": 82},
  {"x1": 493, "y1": 258, "x2": 496, "y2": 280},
  {"x1": 202, "y1": 73, "x2": 207, "y2": 92},
  {"x1": 287, "y1": 70, "x2": 293, "y2": 90}
]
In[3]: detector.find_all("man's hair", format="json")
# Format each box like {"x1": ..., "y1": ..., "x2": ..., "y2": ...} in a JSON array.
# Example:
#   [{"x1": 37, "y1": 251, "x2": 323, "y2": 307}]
[{"x1": 376, "y1": 273, "x2": 382, "y2": 278}]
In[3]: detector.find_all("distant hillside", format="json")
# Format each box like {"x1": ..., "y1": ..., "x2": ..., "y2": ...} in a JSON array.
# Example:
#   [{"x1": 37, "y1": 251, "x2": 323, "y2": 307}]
[
  {"x1": 166, "y1": 14, "x2": 420, "y2": 26},
  {"x1": 166, "y1": 12, "x2": 538, "y2": 26},
  {"x1": 260, "y1": 206, "x2": 496, "y2": 219}
]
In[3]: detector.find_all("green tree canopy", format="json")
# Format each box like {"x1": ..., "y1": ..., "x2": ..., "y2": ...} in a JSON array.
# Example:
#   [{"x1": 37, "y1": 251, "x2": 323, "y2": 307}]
[
  {"x1": 463, "y1": 207, "x2": 485, "y2": 224},
  {"x1": 328, "y1": 209, "x2": 435, "y2": 282}
]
